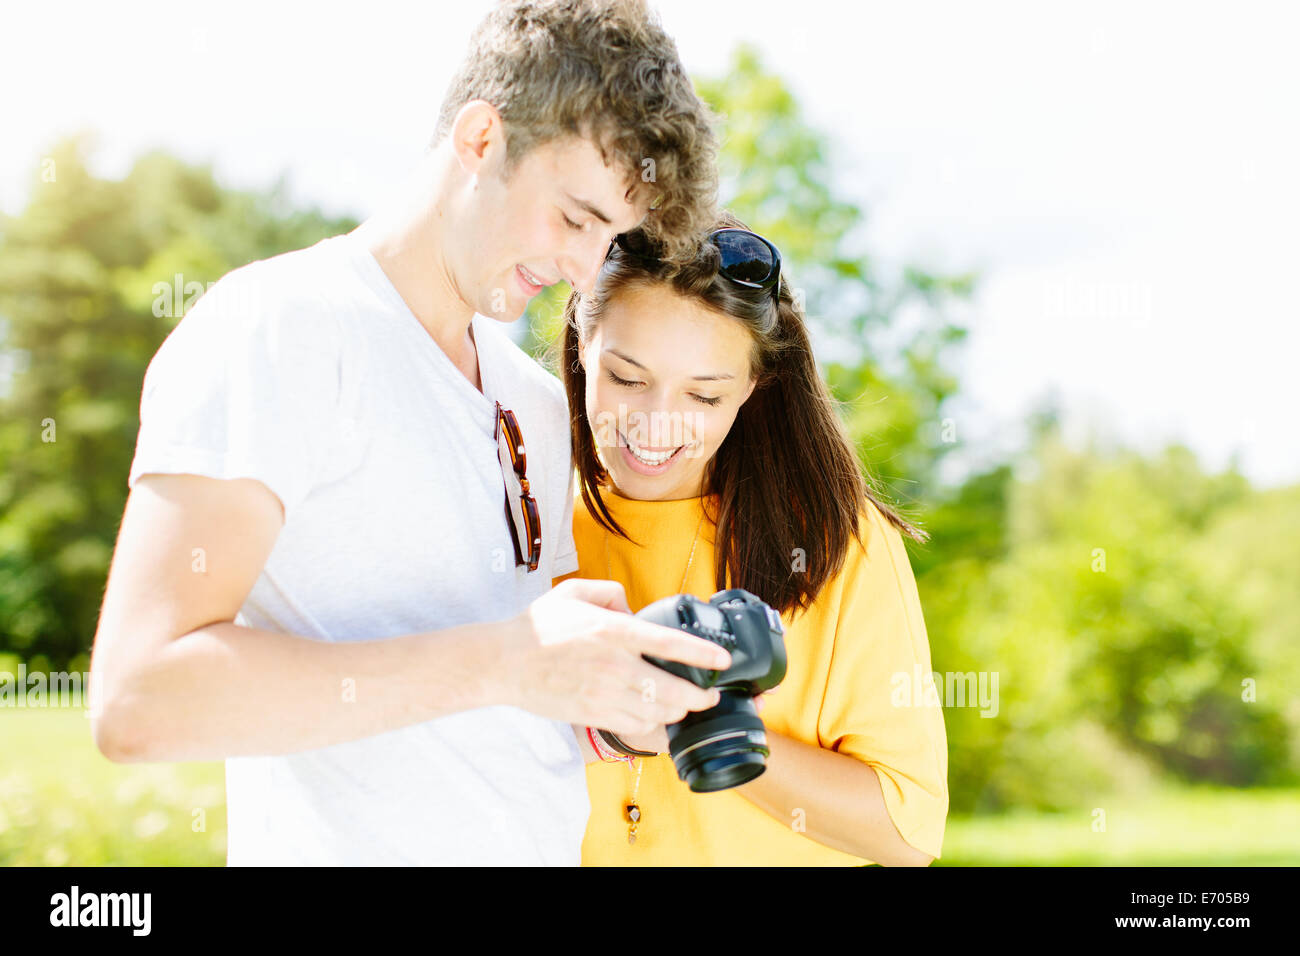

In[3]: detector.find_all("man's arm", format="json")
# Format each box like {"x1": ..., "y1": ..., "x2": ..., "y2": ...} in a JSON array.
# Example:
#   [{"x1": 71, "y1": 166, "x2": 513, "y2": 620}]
[
  {"x1": 554, "y1": 572, "x2": 603, "y2": 765},
  {"x1": 91, "y1": 474, "x2": 729, "y2": 763},
  {"x1": 90, "y1": 474, "x2": 508, "y2": 761}
]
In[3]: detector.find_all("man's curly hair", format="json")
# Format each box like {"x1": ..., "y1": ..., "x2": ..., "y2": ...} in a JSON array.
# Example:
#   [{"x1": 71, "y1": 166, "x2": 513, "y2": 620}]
[{"x1": 431, "y1": 0, "x2": 719, "y2": 263}]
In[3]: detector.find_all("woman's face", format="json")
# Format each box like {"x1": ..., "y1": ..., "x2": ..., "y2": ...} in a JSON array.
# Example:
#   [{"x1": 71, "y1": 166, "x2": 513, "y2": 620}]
[{"x1": 578, "y1": 282, "x2": 758, "y2": 501}]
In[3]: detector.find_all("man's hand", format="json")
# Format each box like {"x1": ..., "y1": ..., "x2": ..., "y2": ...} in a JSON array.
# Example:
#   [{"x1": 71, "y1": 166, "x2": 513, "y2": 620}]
[
  {"x1": 497, "y1": 578, "x2": 732, "y2": 736},
  {"x1": 611, "y1": 686, "x2": 776, "y2": 756}
]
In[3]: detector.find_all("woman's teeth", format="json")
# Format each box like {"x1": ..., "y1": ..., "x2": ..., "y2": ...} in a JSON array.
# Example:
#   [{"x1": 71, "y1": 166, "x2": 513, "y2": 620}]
[
  {"x1": 626, "y1": 440, "x2": 679, "y2": 466},
  {"x1": 520, "y1": 266, "x2": 545, "y2": 287}
]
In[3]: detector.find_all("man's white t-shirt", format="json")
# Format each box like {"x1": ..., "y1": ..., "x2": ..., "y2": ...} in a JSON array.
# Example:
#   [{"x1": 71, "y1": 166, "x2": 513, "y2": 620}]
[{"x1": 127, "y1": 232, "x2": 587, "y2": 865}]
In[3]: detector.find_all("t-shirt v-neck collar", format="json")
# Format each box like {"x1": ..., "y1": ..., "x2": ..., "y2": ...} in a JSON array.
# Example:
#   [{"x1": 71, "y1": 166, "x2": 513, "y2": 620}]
[{"x1": 341, "y1": 232, "x2": 499, "y2": 414}]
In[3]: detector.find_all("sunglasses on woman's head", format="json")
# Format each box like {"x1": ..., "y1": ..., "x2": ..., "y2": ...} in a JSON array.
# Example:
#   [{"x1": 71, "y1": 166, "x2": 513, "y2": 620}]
[{"x1": 608, "y1": 228, "x2": 782, "y2": 301}]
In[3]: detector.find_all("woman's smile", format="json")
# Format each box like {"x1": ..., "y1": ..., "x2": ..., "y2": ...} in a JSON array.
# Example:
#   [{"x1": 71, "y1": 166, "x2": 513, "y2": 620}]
[{"x1": 618, "y1": 428, "x2": 688, "y2": 475}]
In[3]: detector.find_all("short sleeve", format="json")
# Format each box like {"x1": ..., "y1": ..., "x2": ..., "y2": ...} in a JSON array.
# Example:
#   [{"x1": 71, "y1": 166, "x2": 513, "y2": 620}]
[
  {"x1": 128, "y1": 266, "x2": 342, "y2": 524},
  {"x1": 817, "y1": 505, "x2": 950, "y2": 860}
]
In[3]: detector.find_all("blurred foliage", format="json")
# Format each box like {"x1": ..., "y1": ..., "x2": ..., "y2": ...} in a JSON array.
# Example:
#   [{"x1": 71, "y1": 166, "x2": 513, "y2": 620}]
[
  {"x1": 2, "y1": 50, "x2": 1296, "y2": 827},
  {"x1": 921, "y1": 432, "x2": 1299, "y2": 812},
  {"x1": 0, "y1": 131, "x2": 356, "y2": 665}
]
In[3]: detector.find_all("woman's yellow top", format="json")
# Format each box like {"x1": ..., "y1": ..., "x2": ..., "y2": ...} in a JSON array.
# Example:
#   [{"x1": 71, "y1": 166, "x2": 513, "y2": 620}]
[{"x1": 571, "y1": 483, "x2": 949, "y2": 866}]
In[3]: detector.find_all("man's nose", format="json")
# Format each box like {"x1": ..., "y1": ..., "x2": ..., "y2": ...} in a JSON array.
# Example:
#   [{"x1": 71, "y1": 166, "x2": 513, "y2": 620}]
[{"x1": 563, "y1": 232, "x2": 615, "y2": 296}]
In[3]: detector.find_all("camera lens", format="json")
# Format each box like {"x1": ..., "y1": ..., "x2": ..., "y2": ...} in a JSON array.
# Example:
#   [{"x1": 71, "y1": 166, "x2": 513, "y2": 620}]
[{"x1": 666, "y1": 690, "x2": 770, "y2": 793}]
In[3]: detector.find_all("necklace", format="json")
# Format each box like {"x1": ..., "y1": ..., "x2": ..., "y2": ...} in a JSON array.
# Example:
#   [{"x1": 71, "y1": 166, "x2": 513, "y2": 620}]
[
  {"x1": 603, "y1": 508, "x2": 706, "y2": 595},
  {"x1": 603, "y1": 501, "x2": 708, "y2": 845},
  {"x1": 625, "y1": 758, "x2": 643, "y2": 844}
]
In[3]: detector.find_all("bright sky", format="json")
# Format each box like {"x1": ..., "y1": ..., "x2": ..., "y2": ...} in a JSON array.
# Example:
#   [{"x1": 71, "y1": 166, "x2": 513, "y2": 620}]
[{"x1": 4, "y1": 0, "x2": 1297, "y2": 488}]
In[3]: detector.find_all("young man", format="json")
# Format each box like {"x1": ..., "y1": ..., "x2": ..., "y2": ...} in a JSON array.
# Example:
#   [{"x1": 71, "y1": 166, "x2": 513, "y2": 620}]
[{"x1": 89, "y1": 0, "x2": 727, "y2": 865}]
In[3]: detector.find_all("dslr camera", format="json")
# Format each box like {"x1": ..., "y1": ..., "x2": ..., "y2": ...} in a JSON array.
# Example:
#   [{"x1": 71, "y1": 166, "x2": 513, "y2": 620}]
[{"x1": 637, "y1": 588, "x2": 787, "y2": 792}]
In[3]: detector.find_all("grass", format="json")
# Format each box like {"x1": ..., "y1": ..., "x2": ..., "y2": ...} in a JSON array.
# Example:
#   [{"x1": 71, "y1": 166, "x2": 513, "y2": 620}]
[
  {"x1": 1, "y1": 706, "x2": 226, "y2": 865},
  {"x1": 3, "y1": 707, "x2": 1297, "y2": 866},
  {"x1": 937, "y1": 785, "x2": 1300, "y2": 866}
]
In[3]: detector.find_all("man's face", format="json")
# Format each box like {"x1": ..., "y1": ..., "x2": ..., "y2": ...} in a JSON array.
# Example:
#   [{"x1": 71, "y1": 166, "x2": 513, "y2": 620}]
[
  {"x1": 456, "y1": 133, "x2": 651, "y2": 322},
  {"x1": 578, "y1": 283, "x2": 758, "y2": 502}
]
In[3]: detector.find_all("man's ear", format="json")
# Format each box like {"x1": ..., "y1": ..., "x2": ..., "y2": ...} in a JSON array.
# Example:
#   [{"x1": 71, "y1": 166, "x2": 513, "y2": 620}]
[{"x1": 450, "y1": 99, "x2": 506, "y2": 177}]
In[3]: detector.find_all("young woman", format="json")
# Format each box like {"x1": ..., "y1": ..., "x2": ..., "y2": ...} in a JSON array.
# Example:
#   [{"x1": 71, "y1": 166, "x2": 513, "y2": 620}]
[{"x1": 550, "y1": 213, "x2": 950, "y2": 866}]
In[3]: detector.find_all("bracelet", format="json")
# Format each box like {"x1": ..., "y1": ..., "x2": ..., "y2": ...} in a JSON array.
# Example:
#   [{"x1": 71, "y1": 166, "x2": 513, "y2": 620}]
[
  {"x1": 586, "y1": 726, "x2": 631, "y2": 764},
  {"x1": 597, "y1": 728, "x2": 658, "y2": 758}
]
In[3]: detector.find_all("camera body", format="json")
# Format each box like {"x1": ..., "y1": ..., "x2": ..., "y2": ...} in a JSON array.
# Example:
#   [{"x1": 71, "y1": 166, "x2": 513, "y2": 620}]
[{"x1": 639, "y1": 588, "x2": 787, "y2": 792}]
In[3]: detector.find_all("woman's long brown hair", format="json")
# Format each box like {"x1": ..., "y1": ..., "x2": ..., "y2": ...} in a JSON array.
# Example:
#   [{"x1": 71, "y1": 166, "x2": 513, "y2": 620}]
[{"x1": 547, "y1": 211, "x2": 929, "y2": 619}]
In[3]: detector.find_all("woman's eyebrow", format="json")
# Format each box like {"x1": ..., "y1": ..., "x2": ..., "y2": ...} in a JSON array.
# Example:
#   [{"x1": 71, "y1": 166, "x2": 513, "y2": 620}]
[
  {"x1": 605, "y1": 348, "x2": 734, "y2": 381},
  {"x1": 606, "y1": 347, "x2": 646, "y2": 369}
]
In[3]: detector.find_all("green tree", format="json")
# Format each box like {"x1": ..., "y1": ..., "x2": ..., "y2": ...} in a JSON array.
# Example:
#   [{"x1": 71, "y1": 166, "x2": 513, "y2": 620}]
[
  {"x1": 0, "y1": 132, "x2": 356, "y2": 667},
  {"x1": 919, "y1": 422, "x2": 1296, "y2": 812}
]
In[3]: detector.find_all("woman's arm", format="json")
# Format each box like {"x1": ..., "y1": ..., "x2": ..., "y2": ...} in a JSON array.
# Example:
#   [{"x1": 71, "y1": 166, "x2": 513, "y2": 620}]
[
  {"x1": 732, "y1": 505, "x2": 947, "y2": 865},
  {"x1": 606, "y1": 706, "x2": 935, "y2": 863},
  {"x1": 735, "y1": 730, "x2": 935, "y2": 866}
]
